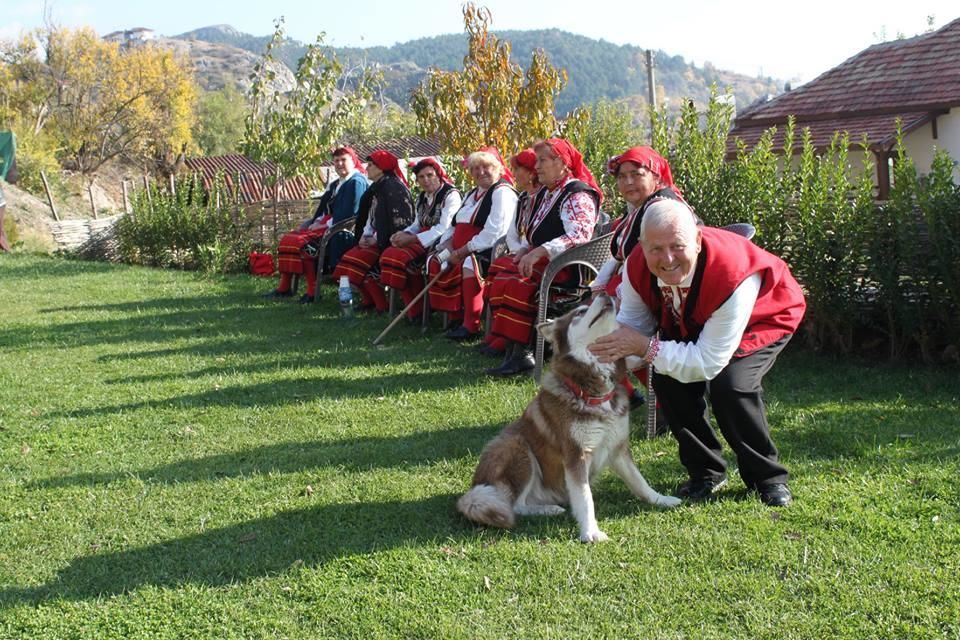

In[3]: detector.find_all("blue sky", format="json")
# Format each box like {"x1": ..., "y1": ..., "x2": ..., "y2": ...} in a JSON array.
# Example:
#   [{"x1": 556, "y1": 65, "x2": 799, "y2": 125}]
[{"x1": 4, "y1": 0, "x2": 958, "y2": 83}]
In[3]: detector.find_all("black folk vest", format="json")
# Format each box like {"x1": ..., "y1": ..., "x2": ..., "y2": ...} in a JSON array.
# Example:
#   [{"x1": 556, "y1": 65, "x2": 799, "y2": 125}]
[
  {"x1": 527, "y1": 180, "x2": 599, "y2": 247},
  {"x1": 610, "y1": 187, "x2": 683, "y2": 260},
  {"x1": 416, "y1": 182, "x2": 459, "y2": 229},
  {"x1": 461, "y1": 178, "x2": 514, "y2": 230}
]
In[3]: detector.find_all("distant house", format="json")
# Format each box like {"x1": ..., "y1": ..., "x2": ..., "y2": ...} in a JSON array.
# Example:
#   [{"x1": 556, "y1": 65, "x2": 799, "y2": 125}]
[
  {"x1": 183, "y1": 155, "x2": 312, "y2": 204},
  {"x1": 184, "y1": 136, "x2": 442, "y2": 203},
  {"x1": 729, "y1": 17, "x2": 960, "y2": 199},
  {"x1": 318, "y1": 135, "x2": 443, "y2": 184},
  {"x1": 102, "y1": 28, "x2": 157, "y2": 48}
]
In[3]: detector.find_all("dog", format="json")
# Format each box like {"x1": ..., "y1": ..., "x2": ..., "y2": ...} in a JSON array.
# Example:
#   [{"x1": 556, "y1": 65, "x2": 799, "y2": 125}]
[{"x1": 457, "y1": 294, "x2": 681, "y2": 542}]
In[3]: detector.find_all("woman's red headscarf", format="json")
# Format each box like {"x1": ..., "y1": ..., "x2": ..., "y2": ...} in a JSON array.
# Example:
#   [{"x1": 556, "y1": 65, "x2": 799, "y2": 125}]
[
  {"x1": 511, "y1": 149, "x2": 538, "y2": 177},
  {"x1": 408, "y1": 156, "x2": 453, "y2": 185},
  {"x1": 367, "y1": 150, "x2": 408, "y2": 186},
  {"x1": 606, "y1": 146, "x2": 684, "y2": 201},
  {"x1": 536, "y1": 138, "x2": 603, "y2": 204},
  {"x1": 332, "y1": 146, "x2": 366, "y2": 175}
]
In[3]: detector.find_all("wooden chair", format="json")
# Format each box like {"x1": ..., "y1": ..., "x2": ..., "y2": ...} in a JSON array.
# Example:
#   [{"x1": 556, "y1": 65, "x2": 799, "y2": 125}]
[
  {"x1": 419, "y1": 235, "x2": 510, "y2": 331},
  {"x1": 310, "y1": 216, "x2": 356, "y2": 302}
]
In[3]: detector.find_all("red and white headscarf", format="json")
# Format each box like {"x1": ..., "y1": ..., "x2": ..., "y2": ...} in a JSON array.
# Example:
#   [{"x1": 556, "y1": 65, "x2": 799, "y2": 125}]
[
  {"x1": 606, "y1": 146, "x2": 684, "y2": 201},
  {"x1": 332, "y1": 146, "x2": 366, "y2": 175},
  {"x1": 367, "y1": 150, "x2": 408, "y2": 186},
  {"x1": 536, "y1": 138, "x2": 603, "y2": 204},
  {"x1": 408, "y1": 156, "x2": 453, "y2": 185}
]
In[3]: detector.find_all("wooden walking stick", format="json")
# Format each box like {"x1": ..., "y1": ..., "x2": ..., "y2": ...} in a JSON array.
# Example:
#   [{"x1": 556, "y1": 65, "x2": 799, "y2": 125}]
[{"x1": 372, "y1": 269, "x2": 446, "y2": 346}]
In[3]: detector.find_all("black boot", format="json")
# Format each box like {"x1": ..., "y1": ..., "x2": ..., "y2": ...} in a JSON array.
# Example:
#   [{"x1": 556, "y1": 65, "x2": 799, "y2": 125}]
[
  {"x1": 485, "y1": 343, "x2": 517, "y2": 375},
  {"x1": 486, "y1": 342, "x2": 535, "y2": 377}
]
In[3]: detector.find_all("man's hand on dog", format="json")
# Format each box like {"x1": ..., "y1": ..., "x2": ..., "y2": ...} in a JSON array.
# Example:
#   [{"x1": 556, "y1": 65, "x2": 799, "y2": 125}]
[{"x1": 589, "y1": 325, "x2": 651, "y2": 363}]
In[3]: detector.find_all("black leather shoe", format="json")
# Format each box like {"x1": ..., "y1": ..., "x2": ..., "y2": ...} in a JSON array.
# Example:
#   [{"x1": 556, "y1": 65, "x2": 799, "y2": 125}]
[
  {"x1": 758, "y1": 483, "x2": 792, "y2": 507},
  {"x1": 298, "y1": 294, "x2": 315, "y2": 304},
  {"x1": 475, "y1": 343, "x2": 505, "y2": 357},
  {"x1": 445, "y1": 325, "x2": 481, "y2": 342},
  {"x1": 486, "y1": 349, "x2": 535, "y2": 377},
  {"x1": 677, "y1": 476, "x2": 727, "y2": 501},
  {"x1": 628, "y1": 389, "x2": 646, "y2": 411},
  {"x1": 262, "y1": 289, "x2": 293, "y2": 299}
]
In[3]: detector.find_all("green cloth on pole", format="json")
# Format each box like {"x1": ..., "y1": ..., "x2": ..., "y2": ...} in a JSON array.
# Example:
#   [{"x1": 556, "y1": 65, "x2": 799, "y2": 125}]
[{"x1": 0, "y1": 132, "x2": 15, "y2": 181}]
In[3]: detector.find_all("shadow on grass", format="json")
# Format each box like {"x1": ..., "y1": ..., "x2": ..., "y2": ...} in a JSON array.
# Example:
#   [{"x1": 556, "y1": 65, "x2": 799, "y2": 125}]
[
  {"x1": 1, "y1": 299, "x2": 340, "y2": 352},
  {"x1": 0, "y1": 493, "x2": 480, "y2": 605},
  {"x1": 29, "y1": 423, "x2": 501, "y2": 490},
  {"x1": 45, "y1": 358, "x2": 491, "y2": 419},
  {"x1": 776, "y1": 402, "x2": 960, "y2": 464},
  {"x1": 0, "y1": 255, "x2": 120, "y2": 281}
]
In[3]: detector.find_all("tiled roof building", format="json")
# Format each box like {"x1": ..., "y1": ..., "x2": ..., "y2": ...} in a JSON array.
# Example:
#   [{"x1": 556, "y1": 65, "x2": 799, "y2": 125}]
[
  {"x1": 729, "y1": 17, "x2": 960, "y2": 198},
  {"x1": 185, "y1": 136, "x2": 442, "y2": 203}
]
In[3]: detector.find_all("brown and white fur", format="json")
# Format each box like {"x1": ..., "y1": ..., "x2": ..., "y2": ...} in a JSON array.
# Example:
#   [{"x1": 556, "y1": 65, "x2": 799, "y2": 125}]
[{"x1": 458, "y1": 294, "x2": 681, "y2": 542}]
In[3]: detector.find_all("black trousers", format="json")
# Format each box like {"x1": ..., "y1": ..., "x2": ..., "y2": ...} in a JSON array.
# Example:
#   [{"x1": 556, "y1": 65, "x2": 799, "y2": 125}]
[{"x1": 653, "y1": 335, "x2": 791, "y2": 489}]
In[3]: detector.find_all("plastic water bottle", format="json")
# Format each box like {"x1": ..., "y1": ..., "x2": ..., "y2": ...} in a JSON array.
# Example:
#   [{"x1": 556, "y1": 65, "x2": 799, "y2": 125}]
[{"x1": 338, "y1": 276, "x2": 354, "y2": 318}]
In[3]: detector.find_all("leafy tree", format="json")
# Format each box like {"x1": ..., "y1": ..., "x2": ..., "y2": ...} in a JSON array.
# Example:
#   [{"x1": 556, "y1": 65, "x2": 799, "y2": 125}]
[
  {"x1": 562, "y1": 98, "x2": 647, "y2": 211},
  {"x1": 1, "y1": 27, "x2": 197, "y2": 176},
  {"x1": 410, "y1": 3, "x2": 567, "y2": 157},
  {"x1": 194, "y1": 83, "x2": 248, "y2": 156},
  {"x1": 241, "y1": 19, "x2": 373, "y2": 186}
]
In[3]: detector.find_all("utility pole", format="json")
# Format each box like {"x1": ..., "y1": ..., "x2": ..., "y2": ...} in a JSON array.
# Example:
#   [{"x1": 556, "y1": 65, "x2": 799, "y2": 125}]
[{"x1": 645, "y1": 50, "x2": 657, "y2": 136}]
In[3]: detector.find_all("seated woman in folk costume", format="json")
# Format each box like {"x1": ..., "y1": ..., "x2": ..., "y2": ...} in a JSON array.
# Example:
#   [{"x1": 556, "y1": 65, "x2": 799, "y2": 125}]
[
  {"x1": 378, "y1": 157, "x2": 462, "y2": 321},
  {"x1": 264, "y1": 146, "x2": 368, "y2": 303},
  {"x1": 427, "y1": 148, "x2": 517, "y2": 341},
  {"x1": 476, "y1": 148, "x2": 540, "y2": 358},
  {"x1": 485, "y1": 138, "x2": 602, "y2": 377},
  {"x1": 591, "y1": 146, "x2": 696, "y2": 412},
  {"x1": 332, "y1": 150, "x2": 415, "y2": 313}
]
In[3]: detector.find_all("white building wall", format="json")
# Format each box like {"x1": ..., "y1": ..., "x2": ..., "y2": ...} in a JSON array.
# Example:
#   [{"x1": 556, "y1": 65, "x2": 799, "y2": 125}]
[{"x1": 902, "y1": 108, "x2": 960, "y2": 180}]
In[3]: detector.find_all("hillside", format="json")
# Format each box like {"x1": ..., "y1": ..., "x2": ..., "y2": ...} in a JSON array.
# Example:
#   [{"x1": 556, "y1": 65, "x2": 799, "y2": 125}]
[
  {"x1": 163, "y1": 32, "x2": 295, "y2": 95},
  {"x1": 174, "y1": 25, "x2": 782, "y2": 115}
]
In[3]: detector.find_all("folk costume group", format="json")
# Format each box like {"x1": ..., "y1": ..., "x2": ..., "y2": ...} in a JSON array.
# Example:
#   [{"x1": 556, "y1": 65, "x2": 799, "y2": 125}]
[{"x1": 262, "y1": 139, "x2": 806, "y2": 507}]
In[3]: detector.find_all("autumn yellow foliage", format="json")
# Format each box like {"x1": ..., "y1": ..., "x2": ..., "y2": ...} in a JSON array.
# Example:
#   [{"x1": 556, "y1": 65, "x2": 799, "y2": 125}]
[
  {"x1": 0, "y1": 26, "x2": 197, "y2": 174},
  {"x1": 411, "y1": 3, "x2": 568, "y2": 159}
]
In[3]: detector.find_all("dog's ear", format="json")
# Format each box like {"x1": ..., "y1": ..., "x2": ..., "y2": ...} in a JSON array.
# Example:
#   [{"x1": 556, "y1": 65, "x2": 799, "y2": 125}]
[{"x1": 536, "y1": 319, "x2": 558, "y2": 344}]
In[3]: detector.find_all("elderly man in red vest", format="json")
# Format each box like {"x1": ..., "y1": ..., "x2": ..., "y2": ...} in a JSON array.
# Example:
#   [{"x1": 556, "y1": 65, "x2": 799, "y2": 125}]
[{"x1": 590, "y1": 199, "x2": 806, "y2": 507}]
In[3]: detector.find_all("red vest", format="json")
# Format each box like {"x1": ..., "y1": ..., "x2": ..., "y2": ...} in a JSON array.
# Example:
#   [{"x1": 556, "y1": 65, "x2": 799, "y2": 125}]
[{"x1": 625, "y1": 226, "x2": 806, "y2": 357}]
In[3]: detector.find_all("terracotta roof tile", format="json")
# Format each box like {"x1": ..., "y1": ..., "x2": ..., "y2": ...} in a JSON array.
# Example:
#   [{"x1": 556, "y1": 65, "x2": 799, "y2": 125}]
[
  {"x1": 727, "y1": 112, "x2": 934, "y2": 157},
  {"x1": 184, "y1": 154, "x2": 311, "y2": 203},
  {"x1": 337, "y1": 136, "x2": 442, "y2": 163}
]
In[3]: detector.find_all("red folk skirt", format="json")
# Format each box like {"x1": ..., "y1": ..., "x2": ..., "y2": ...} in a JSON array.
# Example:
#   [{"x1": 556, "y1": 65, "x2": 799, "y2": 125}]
[
  {"x1": 379, "y1": 242, "x2": 427, "y2": 290},
  {"x1": 276, "y1": 215, "x2": 331, "y2": 274},
  {"x1": 488, "y1": 254, "x2": 574, "y2": 344},
  {"x1": 426, "y1": 224, "x2": 482, "y2": 313},
  {"x1": 332, "y1": 244, "x2": 381, "y2": 288}
]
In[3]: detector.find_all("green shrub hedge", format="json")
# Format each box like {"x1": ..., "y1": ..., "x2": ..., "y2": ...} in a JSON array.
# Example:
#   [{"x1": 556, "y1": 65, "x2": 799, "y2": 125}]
[
  {"x1": 116, "y1": 172, "x2": 254, "y2": 273},
  {"x1": 653, "y1": 93, "x2": 960, "y2": 361}
]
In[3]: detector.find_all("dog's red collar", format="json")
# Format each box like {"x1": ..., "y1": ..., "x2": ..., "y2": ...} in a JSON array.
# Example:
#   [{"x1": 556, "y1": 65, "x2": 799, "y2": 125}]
[{"x1": 560, "y1": 376, "x2": 617, "y2": 405}]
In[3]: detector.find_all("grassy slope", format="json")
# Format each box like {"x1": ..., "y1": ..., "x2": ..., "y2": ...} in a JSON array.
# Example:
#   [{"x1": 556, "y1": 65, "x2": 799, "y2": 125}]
[{"x1": 0, "y1": 254, "x2": 957, "y2": 639}]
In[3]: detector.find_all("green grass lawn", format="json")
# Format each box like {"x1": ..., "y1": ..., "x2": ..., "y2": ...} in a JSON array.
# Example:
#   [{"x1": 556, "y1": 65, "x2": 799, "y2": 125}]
[{"x1": 1, "y1": 253, "x2": 958, "y2": 639}]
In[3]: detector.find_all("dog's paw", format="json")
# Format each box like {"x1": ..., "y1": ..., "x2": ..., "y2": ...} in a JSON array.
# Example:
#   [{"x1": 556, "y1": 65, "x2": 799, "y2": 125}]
[
  {"x1": 579, "y1": 529, "x2": 609, "y2": 543},
  {"x1": 655, "y1": 494, "x2": 683, "y2": 508}
]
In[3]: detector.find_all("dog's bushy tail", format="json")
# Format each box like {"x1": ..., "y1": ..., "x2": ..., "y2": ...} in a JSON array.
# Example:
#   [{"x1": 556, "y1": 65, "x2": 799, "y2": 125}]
[{"x1": 457, "y1": 484, "x2": 515, "y2": 528}]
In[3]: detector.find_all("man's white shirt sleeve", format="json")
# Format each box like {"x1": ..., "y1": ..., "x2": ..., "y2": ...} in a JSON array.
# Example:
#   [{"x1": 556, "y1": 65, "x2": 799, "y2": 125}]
[{"x1": 619, "y1": 269, "x2": 762, "y2": 382}]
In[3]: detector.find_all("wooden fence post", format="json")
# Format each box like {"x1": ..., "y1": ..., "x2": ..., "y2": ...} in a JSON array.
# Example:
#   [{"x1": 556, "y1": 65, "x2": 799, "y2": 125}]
[
  {"x1": 121, "y1": 180, "x2": 130, "y2": 213},
  {"x1": 143, "y1": 175, "x2": 152, "y2": 204},
  {"x1": 40, "y1": 171, "x2": 60, "y2": 221},
  {"x1": 169, "y1": 173, "x2": 176, "y2": 196},
  {"x1": 87, "y1": 179, "x2": 98, "y2": 219}
]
